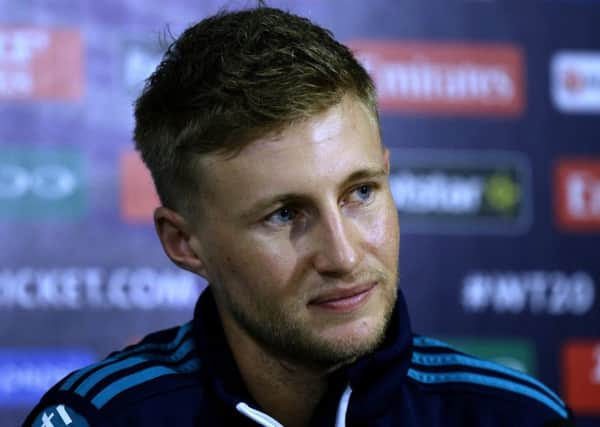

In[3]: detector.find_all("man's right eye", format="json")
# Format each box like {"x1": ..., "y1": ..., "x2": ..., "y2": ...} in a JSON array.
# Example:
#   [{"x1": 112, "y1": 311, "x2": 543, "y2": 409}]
[{"x1": 265, "y1": 207, "x2": 298, "y2": 226}]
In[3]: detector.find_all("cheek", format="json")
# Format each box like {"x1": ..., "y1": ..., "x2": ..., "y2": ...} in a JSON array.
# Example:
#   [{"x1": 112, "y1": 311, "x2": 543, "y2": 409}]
[
  {"x1": 216, "y1": 235, "x2": 298, "y2": 288},
  {"x1": 362, "y1": 200, "x2": 400, "y2": 259},
  {"x1": 363, "y1": 206, "x2": 400, "y2": 272}
]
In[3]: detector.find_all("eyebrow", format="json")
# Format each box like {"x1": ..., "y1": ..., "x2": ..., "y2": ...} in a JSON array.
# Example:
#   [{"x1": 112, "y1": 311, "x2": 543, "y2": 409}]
[
  {"x1": 343, "y1": 167, "x2": 387, "y2": 185},
  {"x1": 241, "y1": 166, "x2": 387, "y2": 220}
]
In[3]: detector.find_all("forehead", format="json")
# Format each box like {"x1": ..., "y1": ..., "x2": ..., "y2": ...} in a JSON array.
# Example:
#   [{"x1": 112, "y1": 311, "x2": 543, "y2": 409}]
[{"x1": 196, "y1": 97, "x2": 382, "y2": 208}]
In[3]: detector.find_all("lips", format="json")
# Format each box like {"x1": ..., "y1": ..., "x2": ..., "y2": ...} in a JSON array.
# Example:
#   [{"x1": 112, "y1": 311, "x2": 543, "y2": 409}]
[{"x1": 308, "y1": 282, "x2": 377, "y2": 312}]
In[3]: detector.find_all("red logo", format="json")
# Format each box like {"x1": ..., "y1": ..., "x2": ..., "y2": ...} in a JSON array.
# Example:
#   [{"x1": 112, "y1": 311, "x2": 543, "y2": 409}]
[
  {"x1": 563, "y1": 69, "x2": 585, "y2": 94},
  {"x1": 348, "y1": 41, "x2": 525, "y2": 116},
  {"x1": 120, "y1": 151, "x2": 160, "y2": 223},
  {"x1": 0, "y1": 27, "x2": 83, "y2": 100},
  {"x1": 555, "y1": 159, "x2": 600, "y2": 231},
  {"x1": 562, "y1": 340, "x2": 600, "y2": 415}
]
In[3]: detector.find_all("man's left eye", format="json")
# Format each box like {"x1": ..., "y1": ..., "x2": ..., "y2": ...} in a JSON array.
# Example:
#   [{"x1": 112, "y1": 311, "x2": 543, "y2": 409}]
[{"x1": 352, "y1": 184, "x2": 374, "y2": 202}]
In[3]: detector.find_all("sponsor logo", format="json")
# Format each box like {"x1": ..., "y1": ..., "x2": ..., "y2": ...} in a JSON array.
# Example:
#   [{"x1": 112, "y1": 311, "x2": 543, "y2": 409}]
[
  {"x1": 0, "y1": 349, "x2": 94, "y2": 406},
  {"x1": 551, "y1": 51, "x2": 600, "y2": 113},
  {"x1": 562, "y1": 340, "x2": 600, "y2": 414},
  {"x1": 442, "y1": 337, "x2": 535, "y2": 374},
  {"x1": 122, "y1": 41, "x2": 163, "y2": 94},
  {"x1": 555, "y1": 159, "x2": 600, "y2": 230},
  {"x1": 389, "y1": 149, "x2": 531, "y2": 234},
  {"x1": 0, "y1": 267, "x2": 204, "y2": 310},
  {"x1": 0, "y1": 147, "x2": 85, "y2": 218},
  {"x1": 0, "y1": 27, "x2": 82, "y2": 100},
  {"x1": 120, "y1": 151, "x2": 160, "y2": 223},
  {"x1": 462, "y1": 271, "x2": 595, "y2": 315},
  {"x1": 349, "y1": 41, "x2": 524, "y2": 115}
]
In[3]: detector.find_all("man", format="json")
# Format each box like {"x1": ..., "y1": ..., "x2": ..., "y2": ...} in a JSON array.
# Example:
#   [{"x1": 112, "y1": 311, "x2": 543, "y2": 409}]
[{"x1": 25, "y1": 6, "x2": 573, "y2": 427}]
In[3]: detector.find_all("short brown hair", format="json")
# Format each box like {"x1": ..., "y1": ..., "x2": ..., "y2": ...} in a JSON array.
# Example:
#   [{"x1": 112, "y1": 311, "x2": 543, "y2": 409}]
[{"x1": 134, "y1": 6, "x2": 378, "y2": 215}]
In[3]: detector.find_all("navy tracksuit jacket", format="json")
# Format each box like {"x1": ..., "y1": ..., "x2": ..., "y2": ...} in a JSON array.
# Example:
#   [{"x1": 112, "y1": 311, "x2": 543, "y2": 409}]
[{"x1": 24, "y1": 288, "x2": 574, "y2": 426}]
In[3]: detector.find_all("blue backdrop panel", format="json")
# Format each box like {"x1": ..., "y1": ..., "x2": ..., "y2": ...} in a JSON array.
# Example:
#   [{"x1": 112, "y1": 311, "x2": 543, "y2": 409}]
[{"x1": 0, "y1": 0, "x2": 598, "y2": 425}]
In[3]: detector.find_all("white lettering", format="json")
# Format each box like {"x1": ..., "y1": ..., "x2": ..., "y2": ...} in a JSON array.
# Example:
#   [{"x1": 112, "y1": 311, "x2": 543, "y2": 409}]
[
  {"x1": 571, "y1": 272, "x2": 596, "y2": 314},
  {"x1": 567, "y1": 174, "x2": 587, "y2": 217},
  {"x1": 129, "y1": 268, "x2": 159, "y2": 309},
  {"x1": 0, "y1": 164, "x2": 78, "y2": 200},
  {"x1": 0, "y1": 164, "x2": 29, "y2": 198},
  {"x1": 462, "y1": 271, "x2": 596, "y2": 315},
  {"x1": 56, "y1": 405, "x2": 73, "y2": 425},
  {"x1": 527, "y1": 272, "x2": 549, "y2": 314},
  {"x1": 0, "y1": 363, "x2": 71, "y2": 393},
  {"x1": 84, "y1": 268, "x2": 103, "y2": 307},
  {"x1": 36, "y1": 270, "x2": 61, "y2": 307},
  {"x1": 371, "y1": 60, "x2": 514, "y2": 102},
  {"x1": 0, "y1": 268, "x2": 202, "y2": 310},
  {"x1": 107, "y1": 268, "x2": 130, "y2": 309},
  {"x1": 0, "y1": 30, "x2": 49, "y2": 64},
  {"x1": 547, "y1": 272, "x2": 572, "y2": 315},
  {"x1": 108, "y1": 268, "x2": 202, "y2": 310},
  {"x1": 390, "y1": 172, "x2": 483, "y2": 214},
  {"x1": 493, "y1": 274, "x2": 526, "y2": 313},
  {"x1": 461, "y1": 274, "x2": 492, "y2": 312},
  {"x1": 0, "y1": 70, "x2": 33, "y2": 96},
  {"x1": 40, "y1": 412, "x2": 54, "y2": 427},
  {"x1": 32, "y1": 165, "x2": 78, "y2": 199},
  {"x1": 566, "y1": 172, "x2": 600, "y2": 218},
  {"x1": 160, "y1": 271, "x2": 198, "y2": 307},
  {"x1": 17, "y1": 269, "x2": 35, "y2": 309}
]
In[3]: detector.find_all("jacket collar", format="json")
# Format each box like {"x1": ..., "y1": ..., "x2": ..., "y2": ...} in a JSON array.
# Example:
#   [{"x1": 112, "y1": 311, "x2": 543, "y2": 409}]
[
  {"x1": 192, "y1": 287, "x2": 414, "y2": 419},
  {"x1": 344, "y1": 288, "x2": 413, "y2": 418},
  {"x1": 193, "y1": 289, "x2": 259, "y2": 409}
]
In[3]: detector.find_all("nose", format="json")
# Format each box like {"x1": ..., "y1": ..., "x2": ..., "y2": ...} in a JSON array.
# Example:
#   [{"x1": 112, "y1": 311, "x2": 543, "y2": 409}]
[{"x1": 310, "y1": 206, "x2": 360, "y2": 275}]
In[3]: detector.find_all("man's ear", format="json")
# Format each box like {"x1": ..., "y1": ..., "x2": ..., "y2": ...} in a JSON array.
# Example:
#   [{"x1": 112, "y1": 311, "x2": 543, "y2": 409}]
[
  {"x1": 153, "y1": 207, "x2": 208, "y2": 278},
  {"x1": 383, "y1": 148, "x2": 390, "y2": 174}
]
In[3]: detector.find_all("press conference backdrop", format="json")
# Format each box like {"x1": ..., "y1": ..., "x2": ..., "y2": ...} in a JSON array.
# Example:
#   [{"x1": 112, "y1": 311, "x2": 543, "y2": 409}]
[{"x1": 0, "y1": 0, "x2": 599, "y2": 425}]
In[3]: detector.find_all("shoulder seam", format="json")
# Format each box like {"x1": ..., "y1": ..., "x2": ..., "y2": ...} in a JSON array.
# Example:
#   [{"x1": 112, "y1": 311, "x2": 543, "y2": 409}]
[
  {"x1": 410, "y1": 336, "x2": 568, "y2": 419},
  {"x1": 90, "y1": 358, "x2": 201, "y2": 409},
  {"x1": 57, "y1": 322, "x2": 200, "y2": 409}
]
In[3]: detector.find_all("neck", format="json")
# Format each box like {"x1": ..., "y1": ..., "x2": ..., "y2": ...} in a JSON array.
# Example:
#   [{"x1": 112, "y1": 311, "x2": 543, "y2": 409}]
[
  {"x1": 238, "y1": 351, "x2": 329, "y2": 427},
  {"x1": 219, "y1": 315, "x2": 336, "y2": 427}
]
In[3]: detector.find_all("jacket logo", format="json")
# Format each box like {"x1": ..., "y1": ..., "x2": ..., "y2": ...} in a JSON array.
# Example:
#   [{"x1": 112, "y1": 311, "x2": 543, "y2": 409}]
[{"x1": 40, "y1": 405, "x2": 73, "y2": 426}]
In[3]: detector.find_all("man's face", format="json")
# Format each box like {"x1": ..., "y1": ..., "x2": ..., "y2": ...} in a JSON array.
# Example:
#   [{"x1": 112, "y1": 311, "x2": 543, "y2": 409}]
[{"x1": 189, "y1": 96, "x2": 400, "y2": 367}]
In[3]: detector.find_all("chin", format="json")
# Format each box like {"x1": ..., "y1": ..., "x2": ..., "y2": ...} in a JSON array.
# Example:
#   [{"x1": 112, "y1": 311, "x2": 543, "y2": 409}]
[{"x1": 319, "y1": 316, "x2": 388, "y2": 362}]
